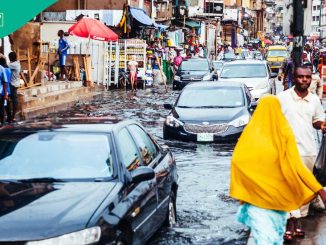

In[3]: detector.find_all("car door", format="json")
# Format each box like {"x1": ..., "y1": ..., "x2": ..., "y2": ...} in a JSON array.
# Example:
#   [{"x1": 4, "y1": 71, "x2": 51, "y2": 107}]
[
  {"x1": 128, "y1": 124, "x2": 175, "y2": 228},
  {"x1": 115, "y1": 127, "x2": 158, "y2": 244}
]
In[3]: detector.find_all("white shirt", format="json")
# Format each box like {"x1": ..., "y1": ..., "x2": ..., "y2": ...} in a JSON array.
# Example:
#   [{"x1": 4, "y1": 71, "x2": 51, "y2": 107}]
[{"x1": 277, "y1": 87, "x2": 325, "y2": 156}]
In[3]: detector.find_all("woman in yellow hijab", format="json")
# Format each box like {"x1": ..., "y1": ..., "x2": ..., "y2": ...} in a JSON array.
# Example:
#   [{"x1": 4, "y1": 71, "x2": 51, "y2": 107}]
[{"x1": 230, "y1": 95, "x2": 326, "y2": 244}]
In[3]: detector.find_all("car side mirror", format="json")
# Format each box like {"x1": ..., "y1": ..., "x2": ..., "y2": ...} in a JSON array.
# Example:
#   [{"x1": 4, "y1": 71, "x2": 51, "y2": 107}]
[
  {"x1": 249, "y1": 100, "x2": 258, "y2": 112},
  {"x1": 270, "y1": 73, "x2": 278, "y2": 78},
  {"x1": 164, "y1": 103, "x2": 173, "y2": 110},
  {"x1": 161, "y1": 144, "x2": 169, "y2": 152},
  {"x1": 131, "y1": 166, "x2": 155, "y2": 184}
]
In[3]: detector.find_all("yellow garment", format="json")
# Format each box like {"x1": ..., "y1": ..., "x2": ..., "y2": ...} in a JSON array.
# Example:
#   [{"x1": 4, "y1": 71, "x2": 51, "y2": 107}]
[{"x1": 230, "y1": 95, "x2": 322, "y2": 212}]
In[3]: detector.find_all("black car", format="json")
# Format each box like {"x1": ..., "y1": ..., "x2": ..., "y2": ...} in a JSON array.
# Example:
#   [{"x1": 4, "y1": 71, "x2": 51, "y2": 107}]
[
  {"x1": 0, "y1": 119, "x2": 178, "y2": 245},
  {"x1": 163, "y1": 82, "x2": 255, "y2": 142},
  {"x1": 173, "y1": 58, "x2": 216, "y2": 90}
]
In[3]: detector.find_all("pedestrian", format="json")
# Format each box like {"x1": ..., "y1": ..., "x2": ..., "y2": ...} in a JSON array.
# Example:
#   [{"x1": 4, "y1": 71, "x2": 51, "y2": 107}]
[
  {"x1": 278, "y1": 65, "x2": 326, "y2": 241},
  {"x1": 0, "y1": 63, "x2": 8, "y2": 126},
  {"x1": 303, "y1": 62, "x2": 323, "y2": 100},
  {"x1": 128, "y1": 55, "x2": 138, "y2": 92},
  {"x1": 173, "y1": 50, "x2": 183, "y2": 72},
  {"x1": 55, "y1": 30, "x2": 70, "y2": 82},
  {"x1": 230, "y1": 95, "x2": 326, "y2": 244},
  {"x1": 318, "y1": 55, "x2": 326, "y2": 84},
  {"x1": 8, "y1": 51, "x2": 20, "y2": 122},
  {"x1": 278, "y1": 54, "x2": 294, "y2": 90},
  {"x1": 0, "y1": 57, "x2": 12, "y2": 123}
]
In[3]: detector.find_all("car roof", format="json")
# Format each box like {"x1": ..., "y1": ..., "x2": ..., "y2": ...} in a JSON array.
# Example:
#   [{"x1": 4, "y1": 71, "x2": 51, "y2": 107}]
[
  {"x1": 184, "y1": 81, "x2": 245, "y2": 89},
  {"x1": 268, "y1": 45, "x2": 287, "y2": 50},
  {"x1": 183, "y1": 58, "x2": 209, "y2": 62},
  {"x1": 0, "y1": 118, "x2": 140, "y2": 134},
  {"x1": 222, "y1": 60, "x2": 267, "y2": 65}
]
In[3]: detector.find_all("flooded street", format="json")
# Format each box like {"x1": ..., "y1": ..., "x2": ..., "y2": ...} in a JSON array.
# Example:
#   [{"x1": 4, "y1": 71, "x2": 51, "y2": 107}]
[{"x1": 42, "y1": 86, "x2": 249, "y2": 245}]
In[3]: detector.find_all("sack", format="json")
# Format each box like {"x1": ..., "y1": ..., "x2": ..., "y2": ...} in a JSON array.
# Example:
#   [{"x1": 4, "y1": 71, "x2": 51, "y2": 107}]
[{"x1": 313, "y1": 135, "x2": 326, "y2": 186}]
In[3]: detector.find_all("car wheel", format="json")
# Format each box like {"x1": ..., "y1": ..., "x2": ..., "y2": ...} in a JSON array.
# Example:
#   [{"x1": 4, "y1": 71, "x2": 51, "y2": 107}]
[
  {"x1": 114, "y1": 231, "x2": 130, "y2": 245},
  {"x1": 164, "y1": 192, "x2": 177, "y2": 227},
  {"x1": 163, "y1": 129, "x2": 170, "y2": 140}
]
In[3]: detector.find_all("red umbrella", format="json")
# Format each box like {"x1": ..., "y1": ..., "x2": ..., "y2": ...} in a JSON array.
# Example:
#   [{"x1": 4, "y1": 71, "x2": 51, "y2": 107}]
[
  {"x1": 264, "y1": 39, "x2": 273, "y2": 45},
  {"x1": 68, "y1": 17, "x2": 118, "y2": 41}
]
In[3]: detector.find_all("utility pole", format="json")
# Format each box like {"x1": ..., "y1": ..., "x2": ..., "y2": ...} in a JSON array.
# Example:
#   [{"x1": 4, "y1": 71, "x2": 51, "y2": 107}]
[{"x1": 291, "y1": 0, "x2": 304, "y2": 67}]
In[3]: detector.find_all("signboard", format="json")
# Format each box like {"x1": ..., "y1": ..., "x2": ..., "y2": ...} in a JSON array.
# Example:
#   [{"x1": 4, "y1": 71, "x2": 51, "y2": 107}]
[
  {"x1": 223, "y1": 9, "x2": 238, "y2": 21},
  {"x1": 205, "y1": 1, "x2": 224, "y2": 15}
]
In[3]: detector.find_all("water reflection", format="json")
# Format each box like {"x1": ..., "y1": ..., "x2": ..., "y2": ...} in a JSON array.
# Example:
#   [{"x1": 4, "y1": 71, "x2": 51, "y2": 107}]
[{"x1": 37, "y1": 86, "x2": 248, "y2": 244}]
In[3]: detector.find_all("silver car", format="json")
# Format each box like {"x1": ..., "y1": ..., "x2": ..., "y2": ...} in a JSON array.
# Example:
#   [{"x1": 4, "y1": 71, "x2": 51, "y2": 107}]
[{"x1": 218, "y1": 60, "x2": 277, "y2": 100}]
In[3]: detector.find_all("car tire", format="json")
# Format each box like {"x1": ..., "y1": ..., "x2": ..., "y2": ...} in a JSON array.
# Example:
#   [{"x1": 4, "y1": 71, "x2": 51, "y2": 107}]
[
  {"x1": 164, "y1": 191, "x2": 177, "y2": 227},
  {"x1": 114, "y1": 231, "x2": 130, "y2": 245},
  {"x1": 163, "y1": 129, "x2": 170, "y2": 140}
]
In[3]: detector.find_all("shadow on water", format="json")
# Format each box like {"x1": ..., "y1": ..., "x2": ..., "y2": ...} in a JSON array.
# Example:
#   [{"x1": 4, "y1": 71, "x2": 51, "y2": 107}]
[{"x1": 38, "y1": 86, "x2": 249, "y2": 245}]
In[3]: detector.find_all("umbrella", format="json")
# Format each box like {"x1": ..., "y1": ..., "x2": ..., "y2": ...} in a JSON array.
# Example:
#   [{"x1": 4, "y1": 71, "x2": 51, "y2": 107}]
[
  {"x1": 68, "y1": 17, "x2": 118, "y2": 41},
  {"x1": 264, "y1": 39, "x2": 273, "y2": 45}
]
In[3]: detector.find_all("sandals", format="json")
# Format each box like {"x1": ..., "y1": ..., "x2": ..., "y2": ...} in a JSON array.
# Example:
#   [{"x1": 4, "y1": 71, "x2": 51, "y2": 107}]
[
  {"x1": 283, "y1": 231, "x2": 294, "y2": 242},
  {"x1": 283, "y1": 218, "x2": 306, "y2": 242},
  {"x1": 294, "y1": 228, "x2": 305, "y2": 238}
]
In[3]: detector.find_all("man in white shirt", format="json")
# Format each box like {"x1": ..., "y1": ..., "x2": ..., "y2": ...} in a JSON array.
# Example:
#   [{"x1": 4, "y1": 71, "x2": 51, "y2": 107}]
[{"x1": 278, "y1": 65, "x2": 326, "y2": 218}]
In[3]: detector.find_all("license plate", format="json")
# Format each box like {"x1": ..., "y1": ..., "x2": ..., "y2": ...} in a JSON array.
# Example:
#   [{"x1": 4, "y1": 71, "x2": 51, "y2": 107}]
[{"x1": 197, "y1": 133, "x2": 214, "y2": 142}]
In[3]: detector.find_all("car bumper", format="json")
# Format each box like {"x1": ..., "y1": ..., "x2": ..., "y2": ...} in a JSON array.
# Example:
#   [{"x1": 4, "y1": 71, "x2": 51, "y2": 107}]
[
  {"x1": 173, "y1": 80, "x2": 205, "y2": 90},
  {"x1": 250, "y1": 86, "x2": 271, "y2": 100},
  {"x1": 163, "y1": 124, "x2": 244, "y2": 142}
]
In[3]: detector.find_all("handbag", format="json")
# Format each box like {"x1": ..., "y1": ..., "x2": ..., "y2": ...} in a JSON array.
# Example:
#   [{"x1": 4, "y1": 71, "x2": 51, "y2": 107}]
[{"x1": 313, "y1": 135, "x2": 326, "y2": 186}]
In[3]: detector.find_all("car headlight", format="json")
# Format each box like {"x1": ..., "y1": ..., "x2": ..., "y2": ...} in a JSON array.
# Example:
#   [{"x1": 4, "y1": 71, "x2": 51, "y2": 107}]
[
  {"x1": 165, "y1": 115, "x2": 183, "y2": 128},
  {"x1": 26, "y1": 227, "x2": 101, "y2": 245},
  {"x1": 202, "y1": 74, "x2": 211, "y2": 81},
  {"x1": 174, "y1": 75, "x2": 180, "y2": 81},
  {"x1": 228, "y1": 114, "x2": 250, "y2": 128}
]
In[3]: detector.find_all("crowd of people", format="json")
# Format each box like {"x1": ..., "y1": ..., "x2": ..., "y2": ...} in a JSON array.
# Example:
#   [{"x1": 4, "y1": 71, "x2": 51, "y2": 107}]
[{"x1": 0, "y1": 51, "x2": 21, "y2": 127}]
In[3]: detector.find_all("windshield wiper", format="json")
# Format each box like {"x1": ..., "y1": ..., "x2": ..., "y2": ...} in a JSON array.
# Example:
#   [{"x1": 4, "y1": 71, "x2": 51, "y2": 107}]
[
  {"x1": 177, "y1": 106, "x2": 192, "y2": 108},
  {"x1": 17, "y1": 177, "x2": 66, "y2": 183}
]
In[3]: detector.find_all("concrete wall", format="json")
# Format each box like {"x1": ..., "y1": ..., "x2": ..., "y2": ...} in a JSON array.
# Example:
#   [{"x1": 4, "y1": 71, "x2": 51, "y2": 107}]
[
  {"x1": 46, "y1": 0, "x2": 124, "y2": 11},
  {"x1": 282, "y1": 0, "x2": 292, "y2": 35}
]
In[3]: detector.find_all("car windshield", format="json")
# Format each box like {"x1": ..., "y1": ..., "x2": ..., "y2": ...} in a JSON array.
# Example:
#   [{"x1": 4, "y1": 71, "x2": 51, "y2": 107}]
[
  {"x1": 180, "y1": 60, "x2": 209, "y2": 71},
  {"x1": 224, "y1": 53, "x2": 236, "y2": 59},
  {"x1": 267, "y1": 50, "x2": 287, "y2": 57},
  {"x1": 220, "y1": 64, "x2": 267, "y2": 78},
  {"x1": 213, "y1": 62, "x2": 224, "y2": 69},
  {"x1": 177, "y1": 87, "x2": 244, "y2": 108},
  {"x1": 0, "y1": 132, "x2": 113, "y2": 180}
]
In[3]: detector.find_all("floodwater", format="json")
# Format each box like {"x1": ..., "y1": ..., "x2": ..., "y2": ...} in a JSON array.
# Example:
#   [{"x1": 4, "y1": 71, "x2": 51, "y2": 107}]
[{"x1": 43, "y1": 86, "x2": 249, "y2": 245}]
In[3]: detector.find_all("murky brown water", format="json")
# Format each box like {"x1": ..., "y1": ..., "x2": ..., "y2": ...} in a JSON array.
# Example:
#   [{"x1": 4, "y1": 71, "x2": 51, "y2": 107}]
[{"x1": 40, "y1": 86, "x2": 249, "y2": 245}]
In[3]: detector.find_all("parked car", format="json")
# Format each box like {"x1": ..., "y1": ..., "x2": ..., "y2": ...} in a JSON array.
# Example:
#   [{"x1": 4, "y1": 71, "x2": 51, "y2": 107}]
[
  {"x1": 173, "y1": 58, "x2": 215, "y2": 90},
  {"x1": 221, "y1": 52, "x2": 237, "y2": 62},
  {"x1": 163, "y1": 82, "x2": 255, "y2": 142},
  {"x1": 241, "y1": 49, "x2": 253, "y2": 60},
  {"x1": 0, "y1": 119, "x2": 178, "y2": 245},
  {"x1": 252, "y1": 50, "x2": 264, "y2": 60},
  {"x1": 218, "y1": 60, "x2": 277, "y2": 100},
  {"x1": 266, "y1": 45, "x2": 288, "y2": 72},
  {"x1": 212, "y1": 61, "x2": 224, "y2": 78}
]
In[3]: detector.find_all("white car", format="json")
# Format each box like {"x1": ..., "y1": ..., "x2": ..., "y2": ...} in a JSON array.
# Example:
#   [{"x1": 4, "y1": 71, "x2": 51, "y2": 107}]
[{"x1": 218, "y1": 60, "x2": 277, "y2": 100}]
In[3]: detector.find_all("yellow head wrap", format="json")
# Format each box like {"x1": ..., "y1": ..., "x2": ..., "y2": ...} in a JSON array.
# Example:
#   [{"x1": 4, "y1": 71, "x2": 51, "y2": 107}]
[{"x1": 230, "y1": 95, "x2": 322, "y2": 211}]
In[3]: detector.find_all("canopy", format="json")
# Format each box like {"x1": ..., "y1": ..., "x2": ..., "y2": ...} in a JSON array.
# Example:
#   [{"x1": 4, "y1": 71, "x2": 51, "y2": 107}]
[
  {"x1": 130, "y1": 7, "x2": 154, "y2": 26},
  {"x1": 68, "y1": 17, "x2": 118, "y2": 41}
]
